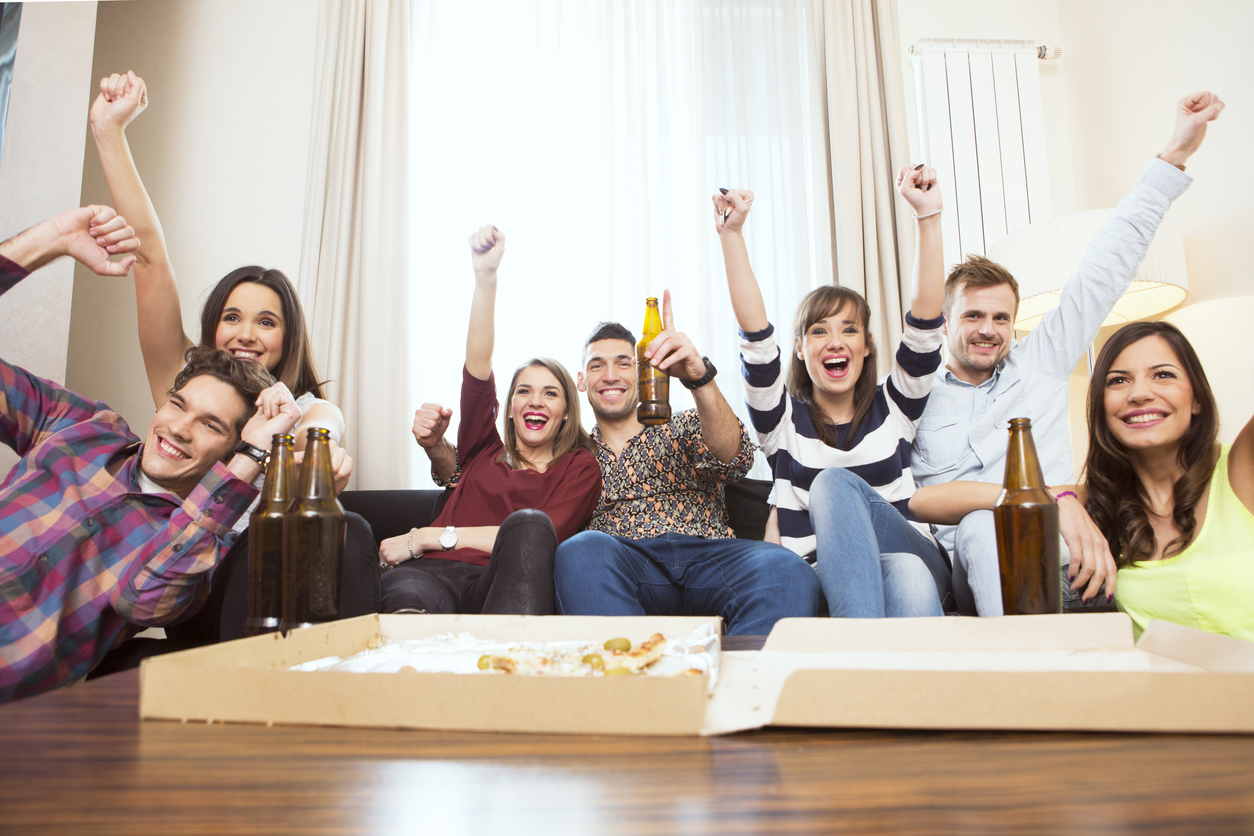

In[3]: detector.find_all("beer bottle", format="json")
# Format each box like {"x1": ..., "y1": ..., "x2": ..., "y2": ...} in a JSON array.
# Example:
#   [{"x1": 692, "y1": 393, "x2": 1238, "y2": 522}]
[
  {"x1": 636, "y1": 296, "x2": 671, "y2": 425},
  {"x1": 246, "y1": 433, "x2": 296, "y2": 637},
  {"x1": 994, "y1": 417, "x2": 1061, "y2": 615},
  {"x1": 282, "y1": 427, "x2": 347, "y2": 631}
]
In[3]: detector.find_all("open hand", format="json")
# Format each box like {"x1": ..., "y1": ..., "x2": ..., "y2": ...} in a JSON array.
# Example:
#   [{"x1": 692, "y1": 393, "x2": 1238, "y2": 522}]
[{"x1": 1057, "y1": 493, "x2": 1118, "y2": 603}]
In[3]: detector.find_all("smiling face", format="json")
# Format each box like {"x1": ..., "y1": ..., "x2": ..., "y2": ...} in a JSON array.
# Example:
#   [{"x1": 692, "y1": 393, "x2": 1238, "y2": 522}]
[
  {"x1": 944, "y1": 282, "x2": 1018, "y2": 383},
  {"x1": 140, "y1": 375, "x2": 248, "y2": 498},
  {"x1": 795, "y1": 301, "x2": 871, "y2": 421},
  {"x1": 509, "y1": 364, "x2": 569, "y2": 459},
  {"x1": 1102, "y1": 335, "x2": 1200, "y2": 456},
  {"x1": 214, "y1": 282, "x2": 286, "y2": 372},
  {"x1": 578, "y1": 338, "x2": 639, "y2": 422}
]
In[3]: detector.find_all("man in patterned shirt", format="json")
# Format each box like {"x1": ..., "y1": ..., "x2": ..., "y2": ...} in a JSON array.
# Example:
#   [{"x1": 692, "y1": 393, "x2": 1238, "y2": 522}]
[
  {"x1": 553, "y1": 298, "x2": 820, "y2": 635},
  {"x1": 0, "y1": 206, "x2": 302, "y2": 701}
]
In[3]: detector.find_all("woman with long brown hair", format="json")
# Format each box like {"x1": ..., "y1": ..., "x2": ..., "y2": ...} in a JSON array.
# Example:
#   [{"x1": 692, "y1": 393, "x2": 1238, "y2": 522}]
[
  {"x1": 378, "y1": 226, "x2": 601, "y2": 615},
  {"x1": 912, "y1": 321, "x2": 1254, "y2": 640},
  {"x1": 716, "y1": 166, "x2": 952, "y2": 619}
]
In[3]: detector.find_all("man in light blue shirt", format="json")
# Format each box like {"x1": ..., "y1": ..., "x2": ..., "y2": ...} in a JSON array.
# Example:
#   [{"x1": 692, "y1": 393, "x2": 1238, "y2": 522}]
[{"x1": 910, "y1": 92, "x2": 1222, "y2": 616}]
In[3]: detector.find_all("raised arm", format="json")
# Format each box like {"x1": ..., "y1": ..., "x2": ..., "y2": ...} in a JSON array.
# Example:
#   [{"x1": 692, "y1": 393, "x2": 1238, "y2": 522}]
[
  {"x1": 895, "y1": 164, "x2": 944, "y2": 321},
  {"x1": 465, "y1": 225, "x2": 504, "y2": 381},
  {"x1": 714, "y1": 189, "x2": 769, "y2": 334},
  {"x1": 89, "y1": 71, "x2": 194, "y2": 407},
  {"x1": 644, "y1": 290, "x2": 744, "y2": 463}
]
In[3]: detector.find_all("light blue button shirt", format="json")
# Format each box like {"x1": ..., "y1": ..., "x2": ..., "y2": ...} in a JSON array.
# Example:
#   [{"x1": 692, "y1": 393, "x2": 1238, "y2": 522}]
[{"x1": 912, "y1": 157, "x2": 1193, "y2": 553}]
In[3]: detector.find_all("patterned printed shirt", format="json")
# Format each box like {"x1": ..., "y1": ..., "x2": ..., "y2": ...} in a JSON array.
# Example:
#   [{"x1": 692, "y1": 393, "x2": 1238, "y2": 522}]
[
  {"x1": 0, "y1": 257, "x2": 258, "y2": 701},
  {"x1": 587, "y1": 409, "x2": 754, "y2": 540}
]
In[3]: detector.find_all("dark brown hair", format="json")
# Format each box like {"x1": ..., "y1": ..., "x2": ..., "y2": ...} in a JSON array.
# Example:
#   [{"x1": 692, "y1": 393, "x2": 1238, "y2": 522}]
[
  {"x1": 198, "y1": 266, "x2": 326, "y2": 399},
  {"x1": 171, "y1": 346, "x2": 275, "y2": 440},
  {"x1": 1083, "y1": 321, "x2": 1218, "y2": 566},
  {"x1": 943, "y1": 255, "x2": 1020, "y2": 319},
  {"x1": 500, "y1": 358, "x2": 594, "y2": 470},
  {"x1": 787, "y1": 285, "x2": 877, "y2": 449}
]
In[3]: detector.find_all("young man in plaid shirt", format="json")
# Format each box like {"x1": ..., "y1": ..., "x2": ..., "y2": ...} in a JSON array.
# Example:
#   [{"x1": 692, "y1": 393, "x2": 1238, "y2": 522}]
[{"x1": 0, "y1": 206, "x2": 302, "y2": 701}]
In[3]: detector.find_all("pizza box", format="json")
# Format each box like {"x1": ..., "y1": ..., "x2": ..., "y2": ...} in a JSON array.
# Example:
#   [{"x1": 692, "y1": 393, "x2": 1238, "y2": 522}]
[
  {"x1": 740, "y1": 612, "x2": 1254, "y2": 734},
  {"x1": 139, "y1": 613, "x2": 720, "y2": 736}
]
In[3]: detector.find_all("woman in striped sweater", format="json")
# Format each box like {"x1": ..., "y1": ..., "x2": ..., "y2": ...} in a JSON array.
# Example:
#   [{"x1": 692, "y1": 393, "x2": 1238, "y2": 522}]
[{"x1": 714, "y1": 168, "x2": 950, "y2": 617}]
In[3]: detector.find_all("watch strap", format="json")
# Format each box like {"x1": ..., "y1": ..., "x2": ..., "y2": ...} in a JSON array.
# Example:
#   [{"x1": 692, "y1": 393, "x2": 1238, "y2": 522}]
[
  {"x1": 232, "y1": 439, "x2": 268, "y2": 465},
  {"x1": 681, "y1": 357, "x2": 717, "y2": 391}
]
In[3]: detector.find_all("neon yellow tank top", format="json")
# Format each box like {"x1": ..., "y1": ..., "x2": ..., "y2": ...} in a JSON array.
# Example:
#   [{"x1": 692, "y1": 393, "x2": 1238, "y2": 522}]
[{"x1": 1116, "y1": 445, "x2": 1254, "y2": 641}]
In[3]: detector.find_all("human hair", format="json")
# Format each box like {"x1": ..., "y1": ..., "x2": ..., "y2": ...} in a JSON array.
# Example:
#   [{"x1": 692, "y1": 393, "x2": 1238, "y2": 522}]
[
  {"x1": 500, "y1": 358, "x2": 595, "y2": 470},
  {"x1": 787, "y1": 285, "x2": 877, "y2": 449},
  {"x1": 1083, "y1": 321, "x2": 1218, "y2": 566},
  {"x1": 170, "y1": 346, "x2": 275, "y2": 441},
  {"x1": 943, "y1": 255, "x2": 1020, "y2": 320},
  {"x1": 583, "y1": 321, "x2": 637, "y2": 362},
  {"x1": 198, "y1": 266, "x2": 326, "y2": 399}
]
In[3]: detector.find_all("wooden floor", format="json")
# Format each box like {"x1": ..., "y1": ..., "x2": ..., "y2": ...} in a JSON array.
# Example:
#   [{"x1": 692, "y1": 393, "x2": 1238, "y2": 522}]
[{"x1": 5, "y1": 662, "x2": 1254, "y2": 835}]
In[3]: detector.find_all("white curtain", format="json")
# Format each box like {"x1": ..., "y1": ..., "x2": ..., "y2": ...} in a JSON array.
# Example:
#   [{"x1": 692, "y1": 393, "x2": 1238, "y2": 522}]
[
  {"x1": 407, "y1": 0, "x2": 825, "y2": 485},
  {"x1": 300, "y1": 0, "x2": 411, "y2": 490}
]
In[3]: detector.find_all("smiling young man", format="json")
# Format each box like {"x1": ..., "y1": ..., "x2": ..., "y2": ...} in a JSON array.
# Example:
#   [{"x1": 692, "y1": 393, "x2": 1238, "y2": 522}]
[
  {"x1": 0, "y1": 207, "x2": 300, "y2": 700},
  {"x1": 552, "y1": 303, "x2": 820, "y2": 636},
  {"x1": 910, "y1": 91, "x2": 1223, "y2": 616}
]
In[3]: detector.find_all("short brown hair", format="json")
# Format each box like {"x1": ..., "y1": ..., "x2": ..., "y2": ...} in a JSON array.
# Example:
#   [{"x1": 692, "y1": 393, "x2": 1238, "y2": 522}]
[
  {"x1": 943, "y1": 255, "x2": 1020, "y2": 319},
  {"x1": 170, "y1": 346, "x2": 275, "y2": 440}
]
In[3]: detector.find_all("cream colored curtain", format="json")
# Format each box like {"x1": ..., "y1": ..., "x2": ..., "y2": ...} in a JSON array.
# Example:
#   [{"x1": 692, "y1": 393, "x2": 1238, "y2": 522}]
[
  {"x1": 299, "y1": 0, "x2": 410, "y2": 490},
  {"x1": 810, "y1": 0, "x2": 913, "y2": 366}
]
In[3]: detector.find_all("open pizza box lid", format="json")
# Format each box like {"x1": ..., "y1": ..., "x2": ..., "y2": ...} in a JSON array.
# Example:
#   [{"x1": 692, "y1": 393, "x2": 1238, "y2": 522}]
[
  {"x1": 728, "y1": 613, "x2": 1254, "y2": 734},
  {"x1": 139, "y1": 614, "x2": 719, "y2": 736}
]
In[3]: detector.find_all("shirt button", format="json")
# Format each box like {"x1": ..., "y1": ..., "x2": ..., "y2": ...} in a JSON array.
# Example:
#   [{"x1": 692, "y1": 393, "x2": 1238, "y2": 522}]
[
  {"x1": 173, "y1": 544, "x2": 183, "y2": 552},
  {"x1": 213, "y1": 495, "x2": 224, "y2": 504},
  {"x1": 39, "y1": 554, "x2": 49, "y2": 563},
  {"x1": 85, "y1": 518, "x2": 95, "y2": 527},
  {"x1": 205, "y1": 509, "x2": 214, "y2": 517}
]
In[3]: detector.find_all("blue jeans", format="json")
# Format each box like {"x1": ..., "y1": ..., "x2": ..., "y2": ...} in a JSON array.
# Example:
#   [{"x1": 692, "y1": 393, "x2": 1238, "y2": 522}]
[
  {"x1": 554, "y1": 532, "x2": 820, "y2": 636},
  {"x1": 809, "y1": 467, "x2": 952, "y2": 618}
]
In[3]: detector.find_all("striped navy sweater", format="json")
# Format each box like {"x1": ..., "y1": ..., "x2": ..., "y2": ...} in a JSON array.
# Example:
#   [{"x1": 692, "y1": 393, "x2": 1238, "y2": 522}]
[{"x1": 738, "y1": 313, "x2": 944, "y2": 563}]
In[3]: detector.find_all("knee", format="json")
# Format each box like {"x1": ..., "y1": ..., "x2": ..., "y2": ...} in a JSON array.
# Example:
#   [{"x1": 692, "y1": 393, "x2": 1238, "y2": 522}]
[
  {"x1": 760, "y1": 544, "x2": 822, "y2": 604},
  {"x1": 555, "y1": 530, "x2": 616, "y2": 571},
  {"x1": 956, "y1": 510, "x2": 995, "y2": 555},
  {"x1": 500, "y1": 508, "x2": 556, "y2": 539},
  {"x1": 809, "y1": 467, "x2": 870, "y2": 512}
]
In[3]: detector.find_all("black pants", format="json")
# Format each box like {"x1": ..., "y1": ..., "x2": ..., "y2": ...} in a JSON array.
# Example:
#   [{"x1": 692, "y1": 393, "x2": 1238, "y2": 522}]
[
  {"x1": 168, "y1": 510, "x2": 382, "y2": 643},
  {"x1": 380, "y1": 509, "x2": 557, "y2": 615}
]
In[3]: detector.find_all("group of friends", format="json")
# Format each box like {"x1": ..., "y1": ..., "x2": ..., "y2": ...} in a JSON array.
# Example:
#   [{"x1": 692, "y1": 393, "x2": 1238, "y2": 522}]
[{"x1": 0, "y1": 72, "x2": 1245, "y2": 703}]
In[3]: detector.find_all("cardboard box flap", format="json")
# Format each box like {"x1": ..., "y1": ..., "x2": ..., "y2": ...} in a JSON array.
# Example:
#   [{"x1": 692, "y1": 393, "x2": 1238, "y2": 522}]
[
  {"x1": 762, "y1": 612, "x2": 1134, "y2": 653},
  {"x1": 1136, "y1": 620, "x2": 1254, "y2": 673}
]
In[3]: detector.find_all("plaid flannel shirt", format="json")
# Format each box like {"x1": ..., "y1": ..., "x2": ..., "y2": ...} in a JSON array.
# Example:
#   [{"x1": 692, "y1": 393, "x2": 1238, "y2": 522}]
[{"x1": 0, "y1": 256, "x2": 257, "y2": 701}]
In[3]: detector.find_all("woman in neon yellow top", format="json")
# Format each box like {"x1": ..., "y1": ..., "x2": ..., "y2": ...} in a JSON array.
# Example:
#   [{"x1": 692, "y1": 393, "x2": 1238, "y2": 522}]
[{"x1": 910, "y1": 321, "x2": 1254, "y2": 640}]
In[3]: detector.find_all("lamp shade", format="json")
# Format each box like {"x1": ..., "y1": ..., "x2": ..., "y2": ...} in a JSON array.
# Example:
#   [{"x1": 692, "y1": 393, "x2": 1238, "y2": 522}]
[{"x1": 986, "y1": 209, "x2": 1188, "y2": 332}]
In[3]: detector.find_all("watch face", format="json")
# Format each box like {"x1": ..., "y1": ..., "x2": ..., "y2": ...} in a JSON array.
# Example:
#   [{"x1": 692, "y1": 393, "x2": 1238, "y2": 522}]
[{"x1": 439, "y1": 528, "x2": 457, "y2": 549}]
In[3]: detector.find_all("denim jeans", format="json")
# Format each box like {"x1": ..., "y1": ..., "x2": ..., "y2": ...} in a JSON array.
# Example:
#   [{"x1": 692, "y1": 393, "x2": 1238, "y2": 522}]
[
  {"x1": 953, "y1": 509, "x2": 1082, "y2": 616},
  {"x1": 809, "y1": 467, "x2": 952, "y2": 618},
  {"x1": 554, "y1": 531, "x2": 820, "y2": 636}
]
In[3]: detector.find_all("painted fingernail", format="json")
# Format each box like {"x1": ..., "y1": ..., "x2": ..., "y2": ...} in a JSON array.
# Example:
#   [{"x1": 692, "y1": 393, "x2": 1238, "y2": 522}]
[
  {"x1": 1107, "y1": 594, "x2": 1113, "y2": 603},
  {"x1": 914, "y1": 163, "x2": 924, "y2": 170},
  {"x1": 719, "y1": 187, "x2": 729, "y2": 194}
]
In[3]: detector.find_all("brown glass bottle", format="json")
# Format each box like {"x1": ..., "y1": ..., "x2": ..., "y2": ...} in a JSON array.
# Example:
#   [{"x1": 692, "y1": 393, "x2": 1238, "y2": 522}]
[
  {"x1": 246, "y1": 433, "x2": 296, "y2": 637},
  {"x1": 282, "y1": 428, "x2": 347, "y2": 631},
  {"x1": 994, "y1": 417, "x2": 1061, "y2": 615},
  {"x1": 636, "y1": 296, "x2": 671, "y2": 425}
]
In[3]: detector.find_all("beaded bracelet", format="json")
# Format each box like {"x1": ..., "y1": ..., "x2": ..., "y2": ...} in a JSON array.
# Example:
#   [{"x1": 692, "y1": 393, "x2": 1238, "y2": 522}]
[{"x1": 1053, "y1": 490, "x2": 1078, "y2": 503}]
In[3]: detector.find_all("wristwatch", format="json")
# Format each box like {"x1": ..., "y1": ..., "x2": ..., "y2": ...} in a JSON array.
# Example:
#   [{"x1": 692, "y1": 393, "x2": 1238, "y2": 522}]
[
  {"x1": 438, "y1": 526, "x2": 458, "y2": 550},
  {"x1": 681, "y1": 357, "x2": 718, "y2": 391},
  {"x1": 232, "y1": 439, "x2": 268, "y2": 465}
]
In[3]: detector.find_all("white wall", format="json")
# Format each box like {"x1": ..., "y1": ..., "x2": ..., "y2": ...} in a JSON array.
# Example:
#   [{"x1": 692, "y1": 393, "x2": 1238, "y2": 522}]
[
  {"x1": 0, "y1": 1, "x2": 99, "y2": 477},
  {"x1": 67, "y1": 0, "x2": 318, "y2": 439}
]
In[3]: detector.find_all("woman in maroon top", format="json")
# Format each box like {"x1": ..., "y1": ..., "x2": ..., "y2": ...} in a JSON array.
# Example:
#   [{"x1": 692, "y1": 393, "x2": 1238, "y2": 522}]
[{"x1": 378, "y1": 225, "x2": 602, "y2": 614}]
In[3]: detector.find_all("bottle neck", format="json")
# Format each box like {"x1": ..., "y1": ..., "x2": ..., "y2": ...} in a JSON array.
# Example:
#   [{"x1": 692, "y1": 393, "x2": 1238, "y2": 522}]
[
  {"x1": 261, "y1": 443, "x2": 297, "y2": 503},
  {"x1": 297, "y1": 437, "x2": 337, "y2": 499},
  {"x1": 1003, "y1": 427, "x2": 1047, "y2": 491}
]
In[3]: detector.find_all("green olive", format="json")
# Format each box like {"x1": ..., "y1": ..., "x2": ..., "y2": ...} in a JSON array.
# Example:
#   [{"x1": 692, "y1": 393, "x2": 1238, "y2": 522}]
[
  {"x1": 603, "y1": 637, "x2": 632, "y2": 652},
  {"x1": 604, "y1": 666, "x2": 632, "y2": 676},
  {"x1": 582, "y1": 653, "x2": 605, "y2": 670},
  {"x1": 477, "y1": 654, "x2": 491, "y2": 670}
]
